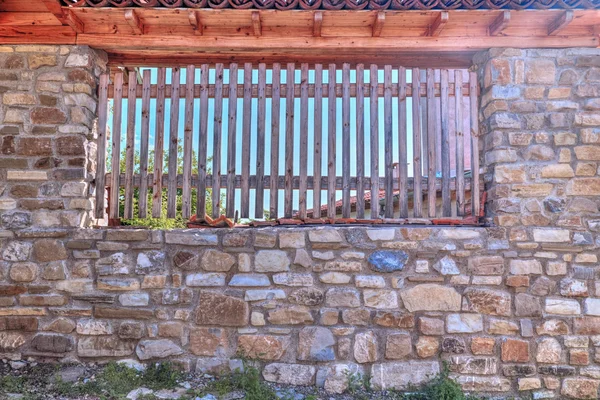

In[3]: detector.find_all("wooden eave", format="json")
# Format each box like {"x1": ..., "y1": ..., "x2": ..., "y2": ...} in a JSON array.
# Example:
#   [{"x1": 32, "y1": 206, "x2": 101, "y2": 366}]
[{"x1": 0, "y1": 0, "x2": 598, "y2": 68}]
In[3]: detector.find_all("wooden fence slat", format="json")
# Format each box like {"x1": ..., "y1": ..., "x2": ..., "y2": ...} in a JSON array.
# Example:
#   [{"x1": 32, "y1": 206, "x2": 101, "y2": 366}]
[
  {"x1": 138, "y1": 69, "x2": 151, "y2": 219},
  {"x1": 124, "y1": 71, "x2": 137, "y2": 219},
  {"x1": 152, "y1": 67, "x2": 166, "y2": 218},
  {"x1": 270, "y1": 63, "x2": 281, "y2": 219},
  {"x1": 327, "y1": 64, "x2": 337, "y2": 220},
  {"x1": 197, "y1": 64, "x2": 209, "y2": 220},
  {"x1": 383, "y1": 64, "x2": 393, "y2": 218},
  {"x1": 342, "y1": 63, "x2": 351, "y2": 219},
  {"x1": 255, "y1": 63, "x2": 266, "y2": 219},
  {"x1": 212, "y1": 63, "x2": 224, "y2": 219},
  {"x1": 109, "y1": 71, "x2": 123, "y2": 220},
  {"x1": 284, "y1": 63, "x2": 295, "y2": 218},
  {"x1": 182, "y1": 65, "x2": 195, "y2": 219},
  {"x1": 455, "y1": 69, "x2": 465, "y2": 217},
  {"x1": 226, "y1": 63, "x2": 239, "y2": 219},
  {"x1": 440, "y1": 69, "x2": 451, "y2": 217},
  {"x1": 313, "y1": 64, "x2": 323, "y2": 218},
  {"x1": 398, "y1": 67, "x2": 408, "y2": 218},
  {"x1": 420, "y1": 69, "x2": 428, "y2": 183},
  {"x1": 299, "y1": 63, "x2": 309, "y2": 220},
  {"x1": 412, "y1": 67, "x2": 423, "y2": 218},
  {"x1": 240, "y1": 63, "x2": 252, "y2": 218},
  {"x1": 470, "y1": 71, "x2": 481, "y2": 218},
  {"x1": 369, "y1": 64, "x2": 379, "y2": 219},
  {"x1": 95, "y1": 73, "x2": 109, "y2": 219},
  {"x1": 426, "y1": 68, "x2": 437, "y2": 218},
  {"x1": 356, "y1": 64, "x2": 365, "y2": 219},
  {"x1": 167, "y1": 67, "x2": 180, "y2": 219}
]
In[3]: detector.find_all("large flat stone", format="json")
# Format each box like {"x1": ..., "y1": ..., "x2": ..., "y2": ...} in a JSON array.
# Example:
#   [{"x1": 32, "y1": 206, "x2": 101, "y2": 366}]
[
  {"x1": 371, "y1": 361, "x2": 440, "y2": 390},
  {"x1": 194, "y1": 292, "x2": 249, "y2": 327},
  {"x1": 400, "y1": 284, "x2": 461, "y2": 312}
]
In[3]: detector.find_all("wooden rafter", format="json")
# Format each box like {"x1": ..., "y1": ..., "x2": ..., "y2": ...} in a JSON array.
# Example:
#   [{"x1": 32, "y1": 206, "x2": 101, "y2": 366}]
[
  {"x1": 372, "y1": 12, "x2": 385, "y2": 37},
  {"x1": 124, "y1": 9, "x2": 144, "y2": 35},
  {"x1": 188, "y1": 10, "x2": 203, "y2": 36},
  {"x1": 488, "y1": 10, "x2": 510, "y2": 36},
  {"x1": 40, "y1": 0, "x2": 84, "y2": 33},
  {"x1": 313, "y1": 11, "x2": 323, "y2": 37},
  {"x1": 428, "y1": 11, "x2": 448, "y2": 36},
  {"x1": 252, "y1": 11, "x2": 262, "y2": 37},
  {"x1": 64, "y1": 9, "x2": 84, "y2": 34},
  {"x1": 548, "y1": 10, "x2": 573, "y2": 36}
]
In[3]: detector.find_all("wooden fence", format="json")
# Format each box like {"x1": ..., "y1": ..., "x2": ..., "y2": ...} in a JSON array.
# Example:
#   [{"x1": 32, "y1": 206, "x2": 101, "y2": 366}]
[{"x1": 95, "y1": 64, "x2": 481, "y2": 223}]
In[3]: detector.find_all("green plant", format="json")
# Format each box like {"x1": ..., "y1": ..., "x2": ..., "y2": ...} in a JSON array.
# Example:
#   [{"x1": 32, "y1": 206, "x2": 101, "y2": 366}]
[
  {"x1": 141, "y1": 362, "x2": 183, "y2": 391},
  {"x1": 201, "y1": 361, "x2": 277, "y2": 400}
]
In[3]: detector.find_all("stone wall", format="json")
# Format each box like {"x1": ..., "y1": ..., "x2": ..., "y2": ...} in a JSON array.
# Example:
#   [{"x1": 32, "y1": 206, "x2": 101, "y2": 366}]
[{"x1": 1, "y1": 45, "x2": 600, "y2": 399}]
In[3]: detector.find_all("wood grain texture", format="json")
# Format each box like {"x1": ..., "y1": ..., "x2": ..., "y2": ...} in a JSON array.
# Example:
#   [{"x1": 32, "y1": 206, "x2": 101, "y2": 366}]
[
  {"x1": 226, "y1": 63, "x2": 239, "y2": 219},
  {"x1": 313, "y1": 63, "x2": 323, "y2": 217},
  {"x1": 412, "y1": 67, "x2": 422, "y2": 218},
  {"x1": 212, "y1": 63, "x2": 224, "y2": 219},
  {"x1": 123, "y1": 71, "x2": 137, "y2": 219},
  {"x1": 299, "y1": 63, "x2": 309, "y2": 220},
  {"x1": 95, "y1": 73, "x2": 109, "y2": 219},
  {"x1": 197, "y1": 64, "x2": 209, "y2": 220},
  {"x1": 327, "y1": 64, "x2": 337, "y2": 220},
  {"x1": 342, "y1": 63, "x2": 351, "y2": 219},
  {"x1": 152, "y1": 67, "x2": 166, "y2": 218},
  {"x1": 255, "y1": 63, "x2": 267, "y2": 219},
  {"x1": 440, "y1": 69, "x2": 451, "y2": 217},
  {"x1": 455, "y1": 69, "x2": 465, "y2": 217},
  {"x1": 369, "y1": 64, "x2": 379, "y2": 219},
  {"x1": 109, "y1": 72, "x2": 123, "y2": 220},
  {"x1": 270, "y1": 63, "x2": 281, "y2": 219},
  {"x1": 383, "y1": 64, "x2": 393, "y2": 218},
  {"x1": 182, "y1": 65, "x2": 195, "y2": 219},
  {"x1": 355, "y1": 64, "x2": 366, "y2": 219},
  {"x1": 284, "y1": 62, "x2": 296, "y2": 219},
  {"x1": 167, "y1": 67, "x2": 180, "y2": 218},
  {"x1": 470, "y1": 71, "x2": 481, "y2": 218},
  {"x1": 138, "y1": 69, "x2": 151, "y2": 219},
  {"x1": 240, "y1": 63, "x2": 252, "y2": 218},
  {"x1": 426, "y1": 68, "x2": 437, "y2": 218}
]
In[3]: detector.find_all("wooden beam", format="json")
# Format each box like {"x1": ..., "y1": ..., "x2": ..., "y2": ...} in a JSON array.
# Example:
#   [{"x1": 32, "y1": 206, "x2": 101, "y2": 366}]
[
  {"x1": 188, "y1": 10, "x2": 203, "y2": 36},
  {"x1": 64, "y1": 9, "x2": 84, "y2": 34},
  {"x1": 488, "y1": 11, "x2": 510, "y2": 36},
  {"x1": 372, "y1": 12, "x2": 385, "y2": 37},
  {"x1": 124, "y1": 10, "x2": 144, "y2": 35},
  {"x1": 40, "y1": 0, "x2": 65, "y2": 22},
  {"x1": 313, "y1": 11, "x2": 323, "y2": 38},
  {"x1": 252, "y1": 11, "x2": 262, "y2": 37},
  {"x1": 428, "y1": 11, "x2": 449, "y2": 37},
  {"x1": 548, "y1": 10, "x2": 573, "y2": 36}
]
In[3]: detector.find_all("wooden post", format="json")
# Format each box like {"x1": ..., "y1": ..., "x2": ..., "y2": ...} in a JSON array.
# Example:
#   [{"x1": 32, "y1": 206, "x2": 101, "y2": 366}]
[
  {"x1": 197, "y1": 64, "x2": 209, "y2": 220},
  {"x1": 95, "y1": 74, "x2": 109, "y2": 219},
  {"x1": 138, "y1": 69, "x2": 151, "y2": 219},
  {"x1": 109, "y1": 72, "x2": 123, "y2": 220}
]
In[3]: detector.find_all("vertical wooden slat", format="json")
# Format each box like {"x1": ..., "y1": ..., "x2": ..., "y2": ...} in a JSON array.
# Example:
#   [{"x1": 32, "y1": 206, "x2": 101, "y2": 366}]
[
  {"x1": 109, "y1": 72, "x2": 123, "y2": 220},
  {"x1": 255, "y1": 63, "x2": 267, "y2": 219},
  {"x1": 440, "y1": 69, "x2": 451, "y2": 217},
  {"x1": 197, "y1": 64, "x2": 209, "y2": 220},
  {"x1": 152, "y1": 68, "x2": 166, "y2": 218},
  {"x1": 95, "y1": 73, "x2": 109, "y2": 219},
  {"x1": 455, "y1": 69, "x2": 465, "y2": 217},
  {"x1": 313, "y1": 64, "x2": 323, "y2": 218},
  {"x1": 398, "y1": 67, "x2": 408, "y2": 218},
  {"x1": 420, "y1": 69, "x2": 428, "y2": 179},
  {"x1": 212, "y1": 63, "x2": 224, "y2": 219},
  {"x1": 327, "y1": 64, "x2": 336, "y2": 220},
  {"x1": 226, "y1": 63, "x2": 239, "y2": 219},
  {"x1": 426, "y1": 68, "x2": 437, "y2": 218},
  {"x1": 124, "y1": 71, "x2": 137, "y2": 219},
  {"x1": 299, "y1": 63, "x2": 309, "y2": 220},
  {"x1": 240, "y1": 63, "x2": 252, "y2": 218},
  {"x1": 369, "y1": 64, "x2": 379, "y2": 219},
  {"x1": 138, "y1": 69, "x2": 151, "y2": 219},
  {"x1": 182, "y1": 65, "x2": 195, "y2": 219},
  {"x1": 167, "y1": 67, "x2": 180, "y2": 218},
  {"x1": 383, "y1": 64, "x2": 393, "y2": 218},
  {"x1": 356, "y1": 64, "x2": 365, "y2": 219},
  {"x1": 270, "y1": 63, "x2": 281, "y2": 219},
  {"x1": 341, "y1": 63, "x2": 351, "y2": 219},
  {"x1": 284, "y1": 63, "x2": 295, "y2": 218},
  {"x1": 469, "y1": 71, "x2": 481, "y2": 218},
  {"x1": 412, "y1": 68, "x2": 423, "y2": 218}
]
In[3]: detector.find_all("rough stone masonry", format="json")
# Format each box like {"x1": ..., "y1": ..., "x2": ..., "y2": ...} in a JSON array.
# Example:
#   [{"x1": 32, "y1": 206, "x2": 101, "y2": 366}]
[{"x1": 0, "y1": 44, "x2": 600, "y2": 399}]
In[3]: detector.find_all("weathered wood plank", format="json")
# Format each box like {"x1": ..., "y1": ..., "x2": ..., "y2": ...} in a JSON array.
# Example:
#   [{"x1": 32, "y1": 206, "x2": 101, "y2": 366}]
[
  {"x1": 440, "y1": 69, "x2": 451, "y2": 217},
  {"x1": 327, "y1": 64, "x2": 337, "y2": 220},
  {"x1": 355, "y1": 64, "x2": 366, "y2": 219},
  {"x1": 212, "y1": 63, "x2": 224, "y2": 219},
  {"x1": 109, "y1": 71, "x2": 123, "y2": 220},
  {"x1": 299, "y1": 63, "x2": 309, "y2": 220},
  {"x1": 226, "y1": 63, "x2": 239, "y2": 219},
  {"x1": 197, "y1": 64, "x2": 209, "y2": 221},
  {"x1": 412, "y1": 67, "x2": 423, "y2": 218},
  {"x1": 455, "y1": 69, "x2": 465, "y2": 217},
  {"x1": 284, "y1": 63, "x2": 295, "y2": 219},
  {"x1": 470, "y1": 71, "x2": 481, "y2": 218},
  {"x1": 255, "y1": 63, "x2": 267, "y2": 219},
  {"x1": 342, "y1": 63, "x2": 351, "y2": 219},
  {"x1": 182, "y1": 65, "x2": 195, "y2": 219},
  {"x1": 313, "y1": 64, "x2": 323, "y2": 218},
  {"x1": 123, "y1": 71, "x2": 137, "y2": 219},
  {"x1": 167, "y1": 67, "x2": 180, "y2": 219},
  {"x1": 398, "y1": 67, "x2": 408, "y2": 218},
  {"x1": 270, "y1": 63, "x2": 281, "y2": 219},
  {"x1": 240, "y1": 63, "x2": 252, "y2": 218},
  {"x1": 95, "y1": 73, "x2": 109, "y2": 219},
  {"x1": 383, "y1": 64, "x2": 394, "y2": 218},
  {"x1": 426, "y1": 68, "x2": 437, "y2": 218},
  {"x1": 152, "y1": 67, "x2": 166, "y2": 218},
  {"x1": 138, "y1": 69, "x2": 151, "y2": 219},
  {"x1": 548, "y1": 10, "x2": 574, "y2": 36},
  {"x1": 369, "y1": 64, "x2": 379, "y2": 219}
]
